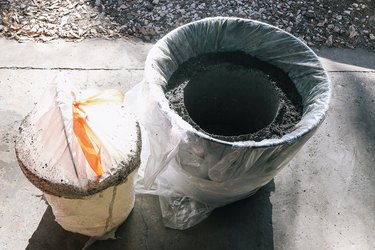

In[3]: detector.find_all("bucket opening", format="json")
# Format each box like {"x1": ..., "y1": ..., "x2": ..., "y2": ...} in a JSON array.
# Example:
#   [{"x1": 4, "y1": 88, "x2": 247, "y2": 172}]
[{"x1": 184, "y1": 66, "x2": 280, "y2": 136}]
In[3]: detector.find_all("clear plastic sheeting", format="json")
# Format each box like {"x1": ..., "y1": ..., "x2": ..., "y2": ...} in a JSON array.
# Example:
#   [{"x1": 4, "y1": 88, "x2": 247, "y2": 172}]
[
  {"x1": 16, "y1": 79, "x2": 140, "y2": 195},
  {"x1": 16, "y1": 78, "x2": 141, "y2": 236},
  {"x1": 129, "y1": 17, "x2": 331, "y2": 230}
]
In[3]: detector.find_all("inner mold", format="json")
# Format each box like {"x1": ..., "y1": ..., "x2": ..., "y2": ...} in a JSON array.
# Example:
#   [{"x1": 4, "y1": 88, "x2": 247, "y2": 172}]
[{"x1": 183, "y1": 66, "x2": 280, "y2": 136}]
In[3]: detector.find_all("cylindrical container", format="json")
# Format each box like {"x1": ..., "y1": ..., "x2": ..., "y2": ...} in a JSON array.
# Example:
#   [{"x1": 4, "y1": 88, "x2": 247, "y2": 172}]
[
  {"x1": 42, "y1": 170, "x2": 137, "y2": 236},
  {"x1": 133, "y1": 17, "x2": 331, "y2": 229},
  {"x1": 16, "y1": 84, "x2": 141, "y2": 236}
]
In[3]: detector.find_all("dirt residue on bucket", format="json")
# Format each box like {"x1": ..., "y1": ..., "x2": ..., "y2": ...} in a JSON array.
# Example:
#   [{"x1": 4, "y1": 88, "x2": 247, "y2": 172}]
[
  {"x1": 15, "y1": 114, "x2": 142, "y2": 199},
  {"x1": 165, "y1": 51, "x2": 303, "y2": 142}
]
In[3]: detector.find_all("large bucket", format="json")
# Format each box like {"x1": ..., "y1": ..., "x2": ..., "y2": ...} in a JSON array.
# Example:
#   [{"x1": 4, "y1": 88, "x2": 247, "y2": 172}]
[{"x1": 131, "y1": 17, "x2": 331, "y2": 229}]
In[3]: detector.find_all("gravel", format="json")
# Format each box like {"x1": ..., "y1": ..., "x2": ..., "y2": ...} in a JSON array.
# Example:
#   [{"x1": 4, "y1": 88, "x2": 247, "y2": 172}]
[{"x1": 0, "y1": 0, "x2": 374, "y2": 50}]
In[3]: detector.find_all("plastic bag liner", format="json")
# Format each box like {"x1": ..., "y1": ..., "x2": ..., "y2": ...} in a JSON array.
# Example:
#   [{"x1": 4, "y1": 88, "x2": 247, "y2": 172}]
[{"x1": 128, "y1": 17, "x2": 331, "y2": 230}]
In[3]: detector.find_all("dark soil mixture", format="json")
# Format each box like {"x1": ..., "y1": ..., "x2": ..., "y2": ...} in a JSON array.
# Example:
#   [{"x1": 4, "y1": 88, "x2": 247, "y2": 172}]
[{"x1": 165, "y1": 51, "x2": 303, "y2": 142}]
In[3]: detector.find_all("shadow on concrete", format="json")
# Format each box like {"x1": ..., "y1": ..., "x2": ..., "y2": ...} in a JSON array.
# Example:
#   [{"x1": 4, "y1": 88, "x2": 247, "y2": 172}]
[
  {"x1": 92, "y1": 180, "x2": 275, "y2": 250},
  {"x1": 26, "y1": 206, "x2": 89, "y2": 250},
  {"x1": 350, "y1": 74, "x2": 375, "y2": 190},
  {"x1": 316, "y1": 47, "x2": 375, "y2": 71},
  {"x1": 27, "y1": 181, "x2": 275, "y2": 250}
]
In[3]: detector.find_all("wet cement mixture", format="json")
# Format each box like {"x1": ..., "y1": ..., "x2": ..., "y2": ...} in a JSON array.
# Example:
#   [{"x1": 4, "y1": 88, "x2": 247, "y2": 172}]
[{"x1": 165, "y1": 51, "x2": 303, "y2": 142}]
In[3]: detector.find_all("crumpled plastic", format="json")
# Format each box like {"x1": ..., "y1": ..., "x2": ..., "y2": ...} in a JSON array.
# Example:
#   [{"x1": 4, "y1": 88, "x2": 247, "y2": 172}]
[
  {"x1": 18, "y1": 79, "x2": 137, "y2": 187},
  {"x1": 128, "y1": 17, "x2": 331, "y2": 230},
  {"x1": 16, "y1": 77, "x2": 140, "y2": 237}
]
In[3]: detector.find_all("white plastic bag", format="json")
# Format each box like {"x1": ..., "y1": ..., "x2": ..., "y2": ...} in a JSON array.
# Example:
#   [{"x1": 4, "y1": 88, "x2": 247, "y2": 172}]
[
  {"x1": 129, "y1": 17, "x2": 331, "y2": 230},
  {"x1": 16, "y1": 79, "x2": 141, "y2": 236}
]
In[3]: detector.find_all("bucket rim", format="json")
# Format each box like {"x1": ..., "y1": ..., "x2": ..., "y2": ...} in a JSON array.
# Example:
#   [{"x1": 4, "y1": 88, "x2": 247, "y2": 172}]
[{"x1": 144, "y1": 17, "x2": 331, "y2": 148}]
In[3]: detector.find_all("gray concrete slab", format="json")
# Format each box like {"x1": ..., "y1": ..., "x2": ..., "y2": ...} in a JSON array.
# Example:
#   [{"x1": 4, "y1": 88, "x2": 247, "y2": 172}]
[
  {"x1": 316, "y1": 47, "x2": 375, "y2": 72},
  {"x1": 272, "y1": 71, "x2": 375, "y2": 249},
  {"x1": 0, "y1": 38, "x2": 151, "y2": 70},
  {"x1": 0, "y1": 38, "x2": 374, "y2": 250}
]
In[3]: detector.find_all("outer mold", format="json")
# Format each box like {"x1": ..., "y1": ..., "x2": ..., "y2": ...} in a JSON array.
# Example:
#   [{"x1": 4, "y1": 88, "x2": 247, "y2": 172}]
[{"x1": 132, "y1": 17, "x2": 331, "y2": 229}]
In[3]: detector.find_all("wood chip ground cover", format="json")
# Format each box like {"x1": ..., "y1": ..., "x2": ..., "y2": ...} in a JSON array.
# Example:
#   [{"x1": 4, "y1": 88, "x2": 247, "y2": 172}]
[{"x1": 0, "y1": 0, "x2": 374, "y2": 50}]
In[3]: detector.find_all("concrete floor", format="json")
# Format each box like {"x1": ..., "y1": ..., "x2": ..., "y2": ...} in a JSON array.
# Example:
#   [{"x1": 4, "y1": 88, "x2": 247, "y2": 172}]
[{"x1": 0, "y1": 38, "x2": 374, "y2": 250}]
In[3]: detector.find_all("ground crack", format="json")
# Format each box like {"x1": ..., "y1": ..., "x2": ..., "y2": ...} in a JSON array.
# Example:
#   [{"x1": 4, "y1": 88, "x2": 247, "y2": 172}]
[
  {"x1": 328, "y1": 70, "x2": 375, "y2": 73},
  {"x1": 139, "y1": 204, "x2": 150, "y2": 250},
  {"x1": 0, "y1": 66, "x2": 143, "y2": 71}
]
